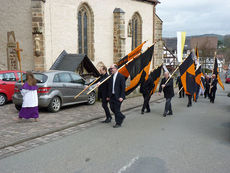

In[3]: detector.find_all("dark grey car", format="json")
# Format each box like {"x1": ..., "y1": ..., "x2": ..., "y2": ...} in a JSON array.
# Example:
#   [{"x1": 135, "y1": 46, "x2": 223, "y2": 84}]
[{"x1": 13, "y1": 71, "x2": 96, "y2": 112}]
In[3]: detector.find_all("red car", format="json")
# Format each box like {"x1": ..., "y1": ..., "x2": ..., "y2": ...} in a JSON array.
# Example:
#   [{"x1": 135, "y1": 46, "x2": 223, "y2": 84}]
[
  {"x1": 0, "y1": 70, "x2": 25, "y2": 106},
  {"x1": 226, "y1": 74, "x2": 230, "y2": 83}
]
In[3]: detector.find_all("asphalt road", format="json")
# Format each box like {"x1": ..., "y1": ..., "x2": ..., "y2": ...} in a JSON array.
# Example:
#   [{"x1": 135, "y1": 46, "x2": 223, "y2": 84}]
[{"x1": 0, "y1": 84, "x2": 229, "y2": 173}]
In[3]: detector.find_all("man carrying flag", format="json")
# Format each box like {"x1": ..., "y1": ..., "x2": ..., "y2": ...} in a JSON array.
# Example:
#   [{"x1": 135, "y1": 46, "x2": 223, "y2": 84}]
[
  {"x1": 178, "y1": 53, "x2": 196, "y2": 107},
  {"x1": 159, "y1": 72, "x2": 174, "y2": 117},
  {"x1": 209, "y1": 74, "x2": 218, "y2": 103},
  {"x1": 140, "y1": 75, "x2": 154, "y2": 114},
  {"x1": 140, "y1": 65, "x2": 162, "y2": 114}
]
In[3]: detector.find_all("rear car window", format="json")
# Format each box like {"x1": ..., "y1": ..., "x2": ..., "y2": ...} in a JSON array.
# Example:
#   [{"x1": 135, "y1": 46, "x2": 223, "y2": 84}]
[
  {"x1": 34, "y1": 73, "x2": 48, "y2": 83},
  {"x1": 18, "y1": 73, "x2": 48, "y2": 83}
]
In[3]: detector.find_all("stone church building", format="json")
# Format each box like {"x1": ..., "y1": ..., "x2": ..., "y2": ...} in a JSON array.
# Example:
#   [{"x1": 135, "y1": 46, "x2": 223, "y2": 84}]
[{"x1": 0, "y1": 0, "x2": 163, "y2": 72}]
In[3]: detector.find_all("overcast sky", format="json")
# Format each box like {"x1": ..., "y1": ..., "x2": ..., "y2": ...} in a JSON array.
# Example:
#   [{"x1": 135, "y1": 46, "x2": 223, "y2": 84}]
[{"x1": 156, "y1": 0, "x2": 230, "y2": 37}]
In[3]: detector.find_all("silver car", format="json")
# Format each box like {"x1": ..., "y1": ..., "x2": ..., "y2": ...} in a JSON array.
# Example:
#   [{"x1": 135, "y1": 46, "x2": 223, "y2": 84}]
[{"x1": 13, "y1": 70, "x2": 96, "y2": 112}]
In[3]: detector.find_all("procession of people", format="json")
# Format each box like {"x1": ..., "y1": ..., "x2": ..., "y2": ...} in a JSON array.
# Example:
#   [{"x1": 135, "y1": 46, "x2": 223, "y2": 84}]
[{"x1": 14, "y1": 40, "x2": 225, "y2": 130}]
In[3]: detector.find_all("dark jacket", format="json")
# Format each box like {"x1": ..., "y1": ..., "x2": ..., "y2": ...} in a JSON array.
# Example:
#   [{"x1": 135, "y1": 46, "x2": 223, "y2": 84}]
[
  {"x1": 140, "y1": 76, "x2": 155, "y2": 95},
  {"x1": 98, "y1": 73, "x2": 109, "y2": 100},
  {"x1": 108, "y1": 72, "x2": 126, "y2": 100},
  {"x1": 159, "y1": 78, "x2": 174, "y2": 98},
  {"x1": 205, "y1": 78, "x2": 210, "y2": 90},
  {"x1": 210, "y1": 78, "x2": 218, "y2": 91}
]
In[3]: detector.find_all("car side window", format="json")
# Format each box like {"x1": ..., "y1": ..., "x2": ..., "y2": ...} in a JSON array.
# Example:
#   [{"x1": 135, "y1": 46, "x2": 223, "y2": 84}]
[
  {"x1": 17, "y1": 72, "x2": 25, "y2": 81},
  {"x1": 3, "y1": 72, "x2": 16, "y2": 81},
  {"x1": 0, "y1": 74, "x2": 3, "y2": 80},
  {"x1": 58, "y1": 73, "x2": 72, "y2": 83},
  {"x1": 53, "y1": 74, "x2": 60, "y2": 82},
  {"x1": 70, "y1": 73, "x2": 84, "y2": 84}
]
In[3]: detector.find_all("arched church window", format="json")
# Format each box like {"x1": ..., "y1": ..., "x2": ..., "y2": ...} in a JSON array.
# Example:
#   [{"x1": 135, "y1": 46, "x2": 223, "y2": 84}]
[
  {"x1": 78, "y1": 3, "x2": 94, "y2": 60},
  {"x1": 131, "y1": 12, "x2": 142, "y2": 50}
]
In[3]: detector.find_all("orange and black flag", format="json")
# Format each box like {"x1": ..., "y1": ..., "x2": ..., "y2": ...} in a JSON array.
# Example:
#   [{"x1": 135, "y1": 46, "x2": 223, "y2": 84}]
[
  {"x1": 149, "y1": 65, "x2": 163, "y2": 95},
  {"x1": 213, "y1": 57, "x2": 225, "y2": 90},
  {"x1": 194, "y1": 65, "x2": 202, "y2": 101},
  {"x1": 125, "y1": 45, "x2": 154, "y2": 95},
  {"x1": 179, "y1": 52, "x2": 196, "y2": 95},
  {"x1": 118, "y1": 41, "x2": 146, "y2": 78}
]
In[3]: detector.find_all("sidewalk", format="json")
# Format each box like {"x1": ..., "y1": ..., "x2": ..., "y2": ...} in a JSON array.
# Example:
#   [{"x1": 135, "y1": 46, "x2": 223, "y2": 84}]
[{"x1": 0, "y1": 93, "x2": 165, "y2": 149}]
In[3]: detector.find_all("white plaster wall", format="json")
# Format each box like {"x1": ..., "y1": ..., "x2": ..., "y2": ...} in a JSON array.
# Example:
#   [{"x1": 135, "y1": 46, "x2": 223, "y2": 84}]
[
  {"x1": 44, "y1": 0, "x2": 154, "y2": 69},
  {"x1": 0, "y1": 0, "x2": 34, "y2": 70}
]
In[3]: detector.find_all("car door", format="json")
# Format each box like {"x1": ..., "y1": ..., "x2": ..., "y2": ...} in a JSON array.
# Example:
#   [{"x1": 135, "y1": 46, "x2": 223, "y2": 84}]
[
  {"x1": 70, "y1": 73, "x2": 87, "y2": 102},
  {"x1": 0, "y1": 72, "x2": 17, "y2": 100},
  {"x1": 57, "y1": 72, "x2": 73, "y2": 104}
]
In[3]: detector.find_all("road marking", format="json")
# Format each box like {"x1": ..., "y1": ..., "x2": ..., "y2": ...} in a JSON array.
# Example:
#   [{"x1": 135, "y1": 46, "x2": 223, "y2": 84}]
[{"x1": 118, "y1": 156, "x2": 139, "y2": 173}]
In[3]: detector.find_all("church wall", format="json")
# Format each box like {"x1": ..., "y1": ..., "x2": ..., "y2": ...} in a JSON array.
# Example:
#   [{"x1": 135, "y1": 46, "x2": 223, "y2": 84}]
[
  {"x1": 44, "y1": 0, "x2": 154, "y2": 70},
  {"x1": 0, "y1": 0, "x2": 34, "y2": 70}
]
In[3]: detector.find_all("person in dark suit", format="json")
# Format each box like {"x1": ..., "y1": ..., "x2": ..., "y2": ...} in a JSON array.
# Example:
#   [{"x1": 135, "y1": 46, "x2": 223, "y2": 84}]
[
  {"x1": 209, "y1": 74, "x2": 218, "y2": 103},
  {"x1": 176, "y1": 75, "x2": 184, "y2": 98},
  {"x1": 204, "y1": 74, "x2": 210, "y2": 98},
  {"x1": 96, "y1": 66, "x2": 112, "y2": 123},
  {"x1": 159, "y1": 72, "x2": 174, "y2": 117},
  {"x1": 140, "y1": 75, "x2": 154, "y2": 114},
  {"x1": 107, "y1": 64, "x2": 126, "y2": 128}
]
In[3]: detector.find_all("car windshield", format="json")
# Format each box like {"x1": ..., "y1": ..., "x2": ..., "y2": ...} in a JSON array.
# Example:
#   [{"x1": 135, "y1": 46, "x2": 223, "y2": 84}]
[{"x1": 18, "y1": 73, "x2": 48, "y2": 83}]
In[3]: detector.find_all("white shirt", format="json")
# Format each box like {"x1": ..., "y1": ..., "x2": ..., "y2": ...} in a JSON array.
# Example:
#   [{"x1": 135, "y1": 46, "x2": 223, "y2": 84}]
[
  {"x1": 21, "y1": 89, "x2": 38, "y2": 107},
  {"x1": 112, "y1": 71, "x2": 118, "y2": 94}
]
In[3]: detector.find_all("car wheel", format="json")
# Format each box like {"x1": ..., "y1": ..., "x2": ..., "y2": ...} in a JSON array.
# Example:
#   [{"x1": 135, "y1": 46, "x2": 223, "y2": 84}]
[
  {"x1": 48, "y1": 96, "x2": 61, "y2": 112},
  {"x1": 15, "y1": 105, "x2": 22, "y2": 111},
  {"x1": 87, "y1": 92, "x2": 96, "y2": 105},
  {"x1": 0, "y1": 94, "x2": 7, "y2": 106}
]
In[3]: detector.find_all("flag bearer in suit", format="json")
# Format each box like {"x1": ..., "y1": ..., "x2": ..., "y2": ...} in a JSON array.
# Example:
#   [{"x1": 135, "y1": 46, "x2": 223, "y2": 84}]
[
  {"x1": 159, "y1": 72, "x2": 174, "y2": 117},
  {"x1": 209, "y1": 74, "x2": 218, "y2": 103},
  {"x1": 96, "y1": 66, "x2": 112, "y2": 123},
  {"x1": 140, "y1": 76, "x2": 154, "y2": 114},
  {"x1": 107, "y1": 64, "x2": 126, "y2": 128}
]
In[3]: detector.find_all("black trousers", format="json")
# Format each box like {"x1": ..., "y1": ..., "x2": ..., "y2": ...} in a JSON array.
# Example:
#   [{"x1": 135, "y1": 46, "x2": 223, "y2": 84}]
[
  {"x1": 188, "y1": 95, "x2": 192, "y2": 106},
  {"x1": 204, "y1": 88, "x2": 210, "y2": 98},
  {"x1": 109, "y1": 95, "x2": 125, "y2": 125},
  {"x1": 210, "y1": 89, "x2": 217, "y2": 103},
  {"x1": 164, "y1": 98, "x2": 172, "y2": 114},
  {"x1": 178, "y1": 85, "x2": 184, "y2": 98},
  {"x1": 101, "y1": 98, "x2": 111, "y2": 119},
  {"x1": 141, "y1": 93, "x2": 151, "y2": 112}
]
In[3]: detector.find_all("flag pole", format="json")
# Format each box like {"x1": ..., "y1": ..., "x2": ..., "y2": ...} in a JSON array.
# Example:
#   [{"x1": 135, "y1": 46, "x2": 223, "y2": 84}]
[
  {"x1": 87, "y1": 40, "x2": 160, "y2": 95},
  {"x1": 74, "y1": 77, "x2": 100, "y2": 99},
  {"x1": 15, "y1": 42, "x2": 23, "y2": 84}
]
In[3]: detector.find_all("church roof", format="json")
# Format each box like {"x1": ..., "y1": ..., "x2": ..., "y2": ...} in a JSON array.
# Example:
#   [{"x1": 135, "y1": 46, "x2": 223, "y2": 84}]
[
  {"x1": 136, "y1": 0, "x2": 160, "y2": 5},
  {"x1": 50, "y1": 50, "x2": 100, "y2": 77}
]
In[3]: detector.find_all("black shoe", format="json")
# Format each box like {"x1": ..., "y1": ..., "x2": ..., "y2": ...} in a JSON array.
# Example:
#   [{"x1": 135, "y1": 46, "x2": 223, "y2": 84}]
[
  {"x1": 141, "y1": 110, "x2": 144, "y2": 114},
  {"x1": 102, "y1": 117, "x2": 112, "y2": 123},
  {"x1": 163, "y1": 113, "x2": 167, "y2": 117},
  {"x1": 113, "y1": 124, "x2": 121, "y2": 128},
  {"x1": 187, "y1": 104, "x2": 191, "y2": 107},
  {"x1": 121, "y1": 116, "x2": 126, "y2": 124},
  {"x1": 167, "y1": 112, "x2": 173, "y2": 115},
  {"x1": 146, "y1": 110, "x2": 150, "y2": 113}
]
